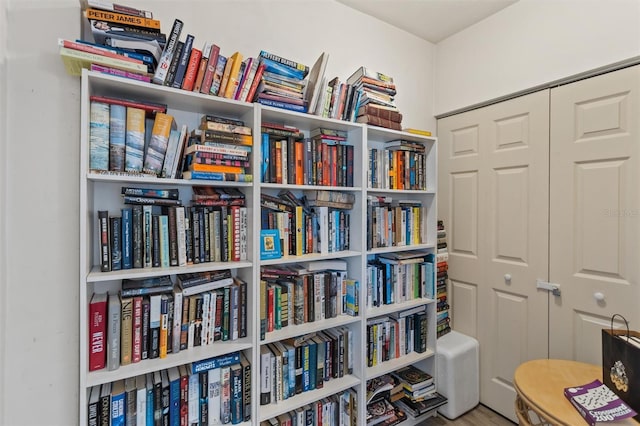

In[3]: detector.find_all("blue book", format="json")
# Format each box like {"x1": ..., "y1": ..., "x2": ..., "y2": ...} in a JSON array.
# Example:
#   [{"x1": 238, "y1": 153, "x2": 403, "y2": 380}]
[
  {"x1": 172, "y1": 34, "x2": 194, "y2": 89},
  {"x1": 121, "y1": 208, "x2": 132, "y2": 269},
  {"x1": 182, "y1": 171, "x2": 253, "y2": 182},
  {"x1": 302, "y1": 343, "x2": 311, "y2": 392},
  {"x1": 191, "y1": 351, "x2": 241, "y2": 374},
  {"x1": 145, "y1": 373, "x2": 154, "y2": 426},
  {"x1": 259, "y1": 57, "x2": 305, "y2": 80},
  {"x1": 261, "y1": 133, "x2": 270, "y2": 182},
  {"x1": 110, "y1": 379, "x2": 126, "y2": 426},
  {"x1": 260, "y1": 229, "x2": 281, "y2": 260},
  {"x1": 257, "y1": 97, "x2": 308, "y2": 113},
  {"x1": 230, "y1": 364, "x2": 243, "y2": 424},
  {"x1": 109, "y1": 104, "x2": 126, "y2": 171},
  {"x1": 287, "y1": 345, "x2": 296, "y2": 396},
  {"x1": 167, "y1": 367, "x2": 181, "y2": 426},
  {"x1": 308, "y1": 340, "x2": 317, "y2": 391}
]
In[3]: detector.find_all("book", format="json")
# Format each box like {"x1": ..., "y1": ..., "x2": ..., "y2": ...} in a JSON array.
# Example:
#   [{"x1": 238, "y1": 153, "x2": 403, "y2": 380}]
[
  {"x1": 258, "y1": 51, "x2": 309, "y2": 78},
  {"x1": 182, "y1": 47, "x2": 203, "y2": 91},
  {"x1": 152, "y1": 18, "x2": 184, "y2": 85},
  {"x1": 105, "y1": 293, "x2": 121, "y2": 372},
  {"x1": 564, "y1": 379, "x2": 637, "y2": 426},
  {"x1": 257, "y1": 98, "x2": 308, "y2": 113},
  {"x1": 224, "y1": 51, "x2": 244, "y2": 99},
  {"x1": 88, "y1": 95, "x2": 167, "y2": 114},
  {"x1": 192, "y1": 43, "x2": 210, "y2": 93},
  {"x1": 210, "y1": 54, "x2": 227, "y2": 96},
  {"x1": 84, "y1": 8, "x2": 161, "y2": 31},
  {"x1": 356, "y1": 114, "x2": 402, "y2": 131},
  {"x1": 305, "y1": 52, "x2": 329, "y2": 115},
  {"x1": 201, "y1": 43, "x2": 220, "y2": 94},
  {"x1": 260, "y1": 229, "x2": 281, "y2": 260},
  {"x1": 191, "y1": 351, "x2": 241, "y2": 374},
  {"x1": 172, "y1": 34, "x2": 195, "y2": 89},
  {"x1": 143, "y1": 112, "x2": 176, "y2": 175},
  {"x1": 403, "y1": 128, "x2": 433, "y2": 137},
  {"x1": 347, "y1": 66, "x2": 394, "y2": 85},
  {"x1": 58, "y1": 38, "x2": 144, "y2": 65},
  {"x1": 83, "y1": 0, "x2": 153, "y2": 18},
  {"x1": 165, "y1": 41, "x2": 184, "y2": 88},
  {"x1": 358, "y1": 104, "x2": 403, "y2": 123},
  {"x1": 124, "y1": 106, "x2": 146, "y2": 173},
  {"x1": 88, "y1": 292, "x2": 108, "y2": 371},
  {"x1": 89, "y1": 101, "x2": 110, "y2": 172},
  {"x1": 59, "y1": 46, "x2": 149, "y2": 76},
  {"x1": 110, "y1": 379, "x2": 126, "y2": 426},
  {"x1": 87, "y1": 384, "x2": 100, "y2": 426},
  {"x1": 182, "y1": 171, "x2": 253, "y2": 182}
]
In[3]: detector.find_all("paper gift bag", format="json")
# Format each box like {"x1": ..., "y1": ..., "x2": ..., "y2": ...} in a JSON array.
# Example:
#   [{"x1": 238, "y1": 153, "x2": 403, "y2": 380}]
[{"x1": 602, "y1": 314, "x2": 640, "y2": 421}]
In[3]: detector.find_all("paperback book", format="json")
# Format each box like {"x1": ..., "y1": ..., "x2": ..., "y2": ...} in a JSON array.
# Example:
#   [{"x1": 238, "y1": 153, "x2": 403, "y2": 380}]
[{"x1": 564, "y1": 379, "x2": 637, "y2": 426}]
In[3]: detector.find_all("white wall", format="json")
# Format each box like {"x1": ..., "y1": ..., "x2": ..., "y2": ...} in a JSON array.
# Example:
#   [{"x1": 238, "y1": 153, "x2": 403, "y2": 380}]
[
  {"x1": 1, "y1": 1, "x2": 434, "y2": 424},
  {"x1": 1, "y1": 0, "x2": 7, "y2": 421},
  {"x1": 434, "y1": 0, "x2": 640, "y2": 115}
]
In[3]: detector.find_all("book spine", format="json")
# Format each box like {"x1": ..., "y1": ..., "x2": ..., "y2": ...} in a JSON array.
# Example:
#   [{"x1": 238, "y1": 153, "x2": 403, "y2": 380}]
[
  {"x1": 259, "y1": 51, "x2": 309, "y2": 76},
  {"x1": 224, "y1": 52, "x2": 244, "y2": 99},
  {"x1": 153, "y1": 19, "x2": 184, "y2": 85},
  {"x1": 84, "y1": 8, "x2": 161, "y2": 30},
  {"x1": 89, "y1": 95, "x2": 167, "y2": 114},
  {"x1": 246, "y1": 63, "x2": 266, "y2": 103},
  {"x1": 124, "y1": 107, "x2": 146, "y2": 173},
  {"x1": 97, "y1": 210, "x2": 111, "y2": 272},
  {"x1": 88, "y1": 294, "x2": 107, "y2": 371},
  {"x1": 120, "y1": 296, "x2": 133, "y2": 366},
  {"x1": 89, "y1": 101, "x2": 110, "y2": 172},
  {"x1": 131, "y1": 296, "x2": 142, "y2": 363},
  {"x1": 59, "y1": 47, "x2": 148, "y2": 75},
  {"x1": 143, "y1": 112, "x2": 174, "y2": 175},
  {"x1": 257, "y1": 98, "x2": 308, "y2": 113},
  {"x1": 172, "y1": 34, "x2": 194, "y2": 89},
  {"x1": 182, "y1": 48, "x2": 202, "y2": 91},
  {"x1": 209, "y1": 55, "x2": 227, "y2": 96},
  {"x1": 201, "y1": 44, "x2": 220, "y2": 95}
]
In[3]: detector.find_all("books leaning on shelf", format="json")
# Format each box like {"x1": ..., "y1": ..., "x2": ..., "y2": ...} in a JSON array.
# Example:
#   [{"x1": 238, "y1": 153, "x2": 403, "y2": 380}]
[
  {"x1": 87, "y1": 353, "x2": 251, "y2": 425},
  {"x1": 59, "y1": 43, "x2": 150, "y2": 77},
  {"x1": 564, "y1": 379, "x2": 637, "y2": 426},
  {"x1": 261, "y1": 388, "x2": 358, "y2": 426}
]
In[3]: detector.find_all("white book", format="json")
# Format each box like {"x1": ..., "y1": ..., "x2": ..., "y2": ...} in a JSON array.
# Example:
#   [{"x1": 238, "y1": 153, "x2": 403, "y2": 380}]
[
  {"x1": 208, "y1": 291, "x2": 217, "y2": 345},
  {"x1": 175, "y1": 207, "x2": 187, "y2": 267},
  {"x1": 172, "y1": 288, "x2": 182, "y2": 354},
  {"x1": 220, "y1": 366, "x2": 232, "y2": 424},
  {"x1": 160, "y1": 129, "x2": 180, "y2": 178},
  {"x1": 188, "y1": 371, "x2": 199, "y2": 425},
  {"x1": 135, "y1": 375, "x2": 146, "y2": 426},
  {"x1": 208, "y1": 367, "x2": 222, "y2": 424}
]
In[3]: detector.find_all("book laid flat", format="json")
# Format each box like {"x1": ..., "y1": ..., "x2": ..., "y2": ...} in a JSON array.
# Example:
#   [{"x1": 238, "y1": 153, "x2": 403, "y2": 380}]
[{"x1": 564, "y1": 379, "x2": 637, "y2": 426}]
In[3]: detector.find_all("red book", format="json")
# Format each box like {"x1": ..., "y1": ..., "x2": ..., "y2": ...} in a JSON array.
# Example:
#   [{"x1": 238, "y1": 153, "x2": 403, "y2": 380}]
[
  {"x1": 245, "y1": 63, "x2": 266, "y2": 103},
  {"x1": 200, "y1": 44, "x2": 220, "y2": 95},
  {"x1": 181, "y1": 48, "x2": 202, "y2": 91},
  {"x1": 58, "y1": 39, "x2": 143, "y2": 65},
  {"x1": 132, "y1": 296, "x2": 143, "y2": 363},
  {"x1": 88, "y1": 292, "x2": 108, "y2": 371},
  {"x1": 89, "y1": 95, "x2": 167, "y2": 114}
]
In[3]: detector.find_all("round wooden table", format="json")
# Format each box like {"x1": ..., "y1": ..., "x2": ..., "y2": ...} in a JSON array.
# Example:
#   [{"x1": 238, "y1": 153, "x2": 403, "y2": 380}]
[{"x1": 514, "y1": 359, "x2": 638, "y2": 426}]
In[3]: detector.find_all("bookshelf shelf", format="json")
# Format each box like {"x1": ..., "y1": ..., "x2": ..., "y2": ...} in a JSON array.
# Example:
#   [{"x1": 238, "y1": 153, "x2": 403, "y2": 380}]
[{"x1": 79, "y1": 65, "x2": 439, "y2": 425}]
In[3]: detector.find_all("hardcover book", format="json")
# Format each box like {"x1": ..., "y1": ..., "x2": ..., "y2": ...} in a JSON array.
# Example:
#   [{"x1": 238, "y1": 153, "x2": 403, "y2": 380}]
[
  {"x1": 142, "y1": 112, "x2": 176, "y2": 175},
  {"x1": 564, "y1": 379, "x2": 637, "y2": 426},
  {"x1": 260, "y1": 229, "x2": 282, "y2": 260},
  {"x1": 88, "y1": 292, "x2": 108, "y2": 371}
]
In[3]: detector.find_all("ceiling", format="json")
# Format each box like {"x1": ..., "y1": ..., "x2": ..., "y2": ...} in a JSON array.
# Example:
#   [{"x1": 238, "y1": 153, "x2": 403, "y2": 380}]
[{"x1": 336, "y1": 0, "x2": 519, "y2": 43}]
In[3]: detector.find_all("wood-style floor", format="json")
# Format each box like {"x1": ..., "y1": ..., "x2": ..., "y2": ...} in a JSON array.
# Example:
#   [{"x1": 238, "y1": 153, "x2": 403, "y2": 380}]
[{"x1": 417, "y1": 404, "x2": 516, "y2": 426}]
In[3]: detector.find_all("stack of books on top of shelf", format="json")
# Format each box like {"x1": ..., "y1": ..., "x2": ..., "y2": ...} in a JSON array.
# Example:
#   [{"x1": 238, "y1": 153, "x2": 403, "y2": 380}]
[
  {"x1": 62, "y1": 1, "x2": 165, "y2": 79},
  {"x1": 181, "y1": 114, "x2": 253, "y2": 182},
  {"x1": 366, "y1": 374, "x2": 407, "y2": 426},
  {"x1": 251, "y1": 50, "x2": 310, "y2": 113},
  {"x1": 349, "y1": 66, "x2": 402, "y2": 131},
  {"x1": 436, "y1": 219, "x2": 451, "y2": 338}
]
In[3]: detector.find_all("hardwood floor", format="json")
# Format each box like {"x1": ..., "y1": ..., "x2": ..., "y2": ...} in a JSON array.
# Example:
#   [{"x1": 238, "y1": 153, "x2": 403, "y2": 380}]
[{"x1": 416, "y1": 404, "x2": 516, "y2": 425}]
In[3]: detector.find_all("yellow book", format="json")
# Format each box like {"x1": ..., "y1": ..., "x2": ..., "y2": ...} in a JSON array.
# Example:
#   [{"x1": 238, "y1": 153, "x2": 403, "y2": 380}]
[
  {"x1": 143, "y1": 113, "x2": 176, "y2": 175},
  {"x1": 218, "y1": 55, "x2": 235, "y2": 98},
  {"x1": 403, "y1": 128, "x2": 432, "y2": 137},
  {"x1": 59, "y1": 46, "x2": 148, "y2": 76},
  {"x1": 120, "y1": 295, "x2": 133, "y2": 365},
  {"x1": 159, "y1": 294, "x2": 169, "y2": 358},
  {"x1": 224, "y1": 52, "x2": 244, "y2": 99}
]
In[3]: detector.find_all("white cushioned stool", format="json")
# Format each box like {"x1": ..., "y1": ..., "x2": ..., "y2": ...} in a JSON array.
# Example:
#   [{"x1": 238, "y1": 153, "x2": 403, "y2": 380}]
[{"x1": 435, "y1": 330, "x2": 480, "y2": 420}]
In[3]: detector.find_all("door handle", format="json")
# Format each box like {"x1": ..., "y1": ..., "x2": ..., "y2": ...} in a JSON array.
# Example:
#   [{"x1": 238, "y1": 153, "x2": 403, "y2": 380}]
[{"x1": 537, "y1": 279, "x2": 561, "y2": 297}]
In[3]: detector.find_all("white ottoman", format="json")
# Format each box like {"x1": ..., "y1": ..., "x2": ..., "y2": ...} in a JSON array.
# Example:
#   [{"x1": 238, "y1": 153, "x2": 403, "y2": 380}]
[{"x1": 435, "y1": 330, "x2": 480, "y2": 420}]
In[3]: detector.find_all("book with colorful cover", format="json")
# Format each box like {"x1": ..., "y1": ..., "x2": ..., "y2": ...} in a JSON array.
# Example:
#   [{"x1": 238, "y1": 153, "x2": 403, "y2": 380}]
[{"x1": 564, "y1": 379, "x2": 637, "y2": 426}]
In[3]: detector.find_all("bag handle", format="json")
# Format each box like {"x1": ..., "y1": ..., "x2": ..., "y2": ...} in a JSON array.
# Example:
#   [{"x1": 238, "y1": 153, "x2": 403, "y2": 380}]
[{"x1": 610, "y1": 313, "x2": 630, "y2": 338}]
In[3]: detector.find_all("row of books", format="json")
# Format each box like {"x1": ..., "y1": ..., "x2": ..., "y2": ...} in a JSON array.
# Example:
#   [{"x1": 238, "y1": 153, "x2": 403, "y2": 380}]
[
  {"x1": 260, "y1": 269, "x2": 360, "y2": 336},
  {"x1": 260, "y1": 329, "x2": 354, "y2": 406},
  {"x1": 368, "y1": 139, "x2": 429, "y2": 191},
  {"x1": 262, "y1": 202, "x2": 352, "y2": 258},
  {"x1": 97, "y1": 191, "x2": 248, "y2": 272},
  {"x1": 88, "y1": 273, "x2": 247, "y2": 372},
  {"x1": 366, "y1": 251, "x2": 435, "y2": 308},
  {"x1": 261, "y1": 389, "x2": 358, "y2": 426},
  {"x1": 366, "y1": 305, "x2": 429, "y2": 368},
  {"x1": 87, "y1": 351, "x2": 251, "y2": 426},
  {"x1": 435, "y1": 228, "x2": 451, "y2": 338},
  {"x1": 261, "y1": 131, "x2": 355, "y2": 187},
  {"x1": 366, "y1": 196, "x2": 424, "y2": 250}
]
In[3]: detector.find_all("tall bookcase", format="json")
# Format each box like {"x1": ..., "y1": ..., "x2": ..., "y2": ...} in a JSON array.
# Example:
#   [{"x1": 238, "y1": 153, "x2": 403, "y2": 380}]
[{"x1": 79, "y1": 69, "x2": 438, "y2": 425}]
